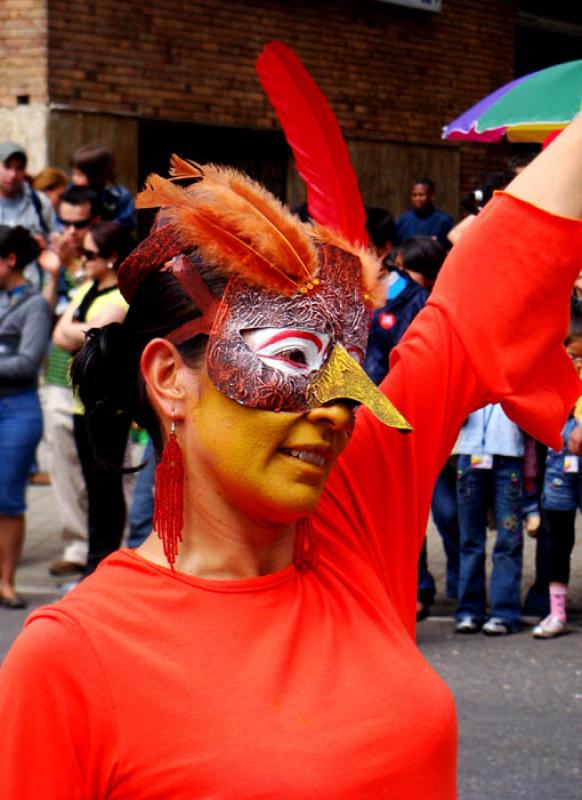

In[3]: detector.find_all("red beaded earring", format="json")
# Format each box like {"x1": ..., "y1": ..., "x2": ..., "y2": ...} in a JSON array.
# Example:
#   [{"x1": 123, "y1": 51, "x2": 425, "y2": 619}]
[
  {"x1": 153, "y1": 416, "x2": 184, "y2": 570},
  {"x1": 293, "y1": 517, "x2": 319, "y2": 572}
]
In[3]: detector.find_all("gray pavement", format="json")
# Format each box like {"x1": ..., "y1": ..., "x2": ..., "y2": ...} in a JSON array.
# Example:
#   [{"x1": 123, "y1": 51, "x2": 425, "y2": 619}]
[{"x1": 1, "y1": 480, "x2": 581, "y2": 798}]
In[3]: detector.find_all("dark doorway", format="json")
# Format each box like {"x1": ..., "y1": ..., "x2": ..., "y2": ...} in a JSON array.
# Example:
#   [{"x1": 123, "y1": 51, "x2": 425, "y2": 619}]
[
  {"x1": 516, "y1": 3, "x2": 582, "y2": 76},
  {"x1": 511, "y1": 4, "x2": 582, "y2": 161},
  {"x1": 137, "y1": 120, "x2": 290, "y2": 238}
]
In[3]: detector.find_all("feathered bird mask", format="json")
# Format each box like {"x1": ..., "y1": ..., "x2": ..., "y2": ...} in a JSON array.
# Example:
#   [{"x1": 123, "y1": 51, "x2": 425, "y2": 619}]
[{"x1": 117, "y1": 46, "x2": 410, "y2": 430}]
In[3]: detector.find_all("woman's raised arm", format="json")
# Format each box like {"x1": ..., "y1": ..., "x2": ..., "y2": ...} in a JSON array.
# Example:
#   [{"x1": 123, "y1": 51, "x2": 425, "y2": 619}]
[
  {"x1": 507, "y1": 115, "x2": 582, "y2": 218},
  {"x1": 318, "y1": 124, "x2": 582, "y2": 629}
]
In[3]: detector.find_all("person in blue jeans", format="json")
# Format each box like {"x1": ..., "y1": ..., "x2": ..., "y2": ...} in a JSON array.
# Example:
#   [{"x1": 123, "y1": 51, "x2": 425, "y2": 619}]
[
  {"x1": 418, "y1": 459, "x2": 460, "y2": 610},
  {"x1": 533, "y1": 416, "x2": 580, "y2": 638},
  {"x1": 455, "y1": 404, "x2": 526, "y2": 635},
  {"x1": 0, "y1": 226, "x2": 52, "y2": 608},
  {"x1": 127, "y1": 437, "x2": 155, "y2": 548},
  {"x1": 533, "y1": 315, "x2": 582, "y2": 638}
]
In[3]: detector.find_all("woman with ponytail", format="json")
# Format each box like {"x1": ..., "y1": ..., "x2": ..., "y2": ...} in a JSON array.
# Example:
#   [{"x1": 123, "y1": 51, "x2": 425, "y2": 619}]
[
  {"x1": 0, "y1": 225, "x2": 51, "y2": 608},
  {"x1": 1, "y1": 119, "x2": 582, "y2": 799},
  {"x1": 53, "y1": 221, "x2": 134, "y2": 575}
]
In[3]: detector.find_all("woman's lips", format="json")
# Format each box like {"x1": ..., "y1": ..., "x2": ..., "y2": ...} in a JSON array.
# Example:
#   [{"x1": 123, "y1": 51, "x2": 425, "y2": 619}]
[{"x1": 279, "y1": 448, "x2": 328, "y2": 467}]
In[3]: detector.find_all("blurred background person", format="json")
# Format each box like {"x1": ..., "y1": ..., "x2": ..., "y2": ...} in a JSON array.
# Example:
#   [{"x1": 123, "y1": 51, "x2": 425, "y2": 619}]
[
  {"x1": 53, "y1": 221, "x2": 133, "y2": 575},
  {"x1": 395, "y1": 235, "x2": 445, "y2": 291},
  {"x1": 364, "y1": 236, "x2": 445, "y2": 385},
  {"x1": 70, "y1": 144, "x2": 135, "y2": 229},
  {"x1": 0, "y1": 142, "x2": 57, "y2": 288},
  {"x1": 38, "y1": 186, "x2": 102, "y2": 577},
  {"x1": 365, "y1": 206, "x2": 396, "y2": 258},
  {"x1": 41, "y1": 185, "x2": 102, "y2": 311},
  {"x1": 0, "y1": 226, "x2": 52, "y2": 608},
  {"x1": 448, "y1": 171, "x2": 510, "y2": 247},
  {"x1": 455, "y1": 405, "x2": 527, "y2": 636},
  {"x1": 533, "y1": 307, "x2": 582, "y2": 638},
  {"x1": 396, "y1": 177, "x2": 453, "y2": 249},
  {"x1": 32, "y1": 167, "x2": 68, "y2": 212}
]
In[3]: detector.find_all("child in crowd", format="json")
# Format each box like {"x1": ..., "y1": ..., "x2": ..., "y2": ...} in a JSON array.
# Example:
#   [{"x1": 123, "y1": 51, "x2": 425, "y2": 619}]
[
  {"x1": 455, "y1": 404, "x2": 527, "y2": 635},
  {"x1": 534, "y1": 308, "x2": 582, "y2": 638},
  {"x1": 363, "y1": 235, "x2": 445, "y2": 385}
]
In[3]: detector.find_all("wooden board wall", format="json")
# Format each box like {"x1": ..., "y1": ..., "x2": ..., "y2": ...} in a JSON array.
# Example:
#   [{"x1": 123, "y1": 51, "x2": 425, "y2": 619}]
[
  {"x1": 287, "y1": 139, "x2": 460, "y2": 222},
  {"x1": 48, "y1": 109, "x2": 138, "y2": 194}
]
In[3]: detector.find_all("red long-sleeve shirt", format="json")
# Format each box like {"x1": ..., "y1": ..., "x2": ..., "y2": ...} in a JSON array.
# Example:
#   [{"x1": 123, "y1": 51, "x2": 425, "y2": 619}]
[{"x1": 1, "y1": 194, "x2": 580, "y2": 799}]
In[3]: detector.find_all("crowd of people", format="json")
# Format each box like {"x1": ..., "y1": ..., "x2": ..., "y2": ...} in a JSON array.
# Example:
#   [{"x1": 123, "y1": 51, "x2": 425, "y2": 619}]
[
  {"x1": 363, "y1": 158, "x2": 580, "y2": 640},
  {"x1": 0, "y1": 141, "x2": 139, "y2": 608},
  {"x1": 0, "y1": 137, "x2": 579, "y2": 654}
]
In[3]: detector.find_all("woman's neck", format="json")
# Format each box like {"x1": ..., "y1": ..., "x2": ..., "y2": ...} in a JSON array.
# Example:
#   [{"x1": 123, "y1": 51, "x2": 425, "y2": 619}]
[
  {"x1": 138, "y1": 480, "x2": 296, "y2": 580},
  {"x1": 96, "y1": 271, "x2": 117, "y2": 291}
]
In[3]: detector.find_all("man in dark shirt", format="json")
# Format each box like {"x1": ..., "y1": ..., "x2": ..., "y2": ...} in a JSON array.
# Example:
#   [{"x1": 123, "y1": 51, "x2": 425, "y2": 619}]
[{"x1": 396, "y1": 177, "x2": 454, "y2": 249}]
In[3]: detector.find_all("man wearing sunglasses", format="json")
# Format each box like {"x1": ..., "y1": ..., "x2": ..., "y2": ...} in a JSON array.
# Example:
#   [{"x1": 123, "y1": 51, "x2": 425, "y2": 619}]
[{"x1": 40, "y1": 185, "x2": 102, "y2": 580}]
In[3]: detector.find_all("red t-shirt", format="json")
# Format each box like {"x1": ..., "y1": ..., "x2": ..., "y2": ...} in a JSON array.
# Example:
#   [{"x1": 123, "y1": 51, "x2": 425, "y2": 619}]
[{"x1": 1, "y1": 195, "x2": 581, "y2": 799}]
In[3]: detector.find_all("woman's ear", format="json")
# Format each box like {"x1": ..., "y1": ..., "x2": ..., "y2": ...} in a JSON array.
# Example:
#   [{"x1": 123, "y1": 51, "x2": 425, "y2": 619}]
[{"x1": 140, "y1": 338, "x2": 201, "y2": 423}]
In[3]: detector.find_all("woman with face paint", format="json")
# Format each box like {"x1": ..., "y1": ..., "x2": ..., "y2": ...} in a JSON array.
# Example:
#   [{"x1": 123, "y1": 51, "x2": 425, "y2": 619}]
[{"x1": 2, "y1": 119, "x2": 582, "y2": 799}]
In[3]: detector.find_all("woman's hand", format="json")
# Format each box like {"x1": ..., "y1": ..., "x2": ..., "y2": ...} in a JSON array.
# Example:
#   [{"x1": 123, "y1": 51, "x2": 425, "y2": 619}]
[
  {"x1": 567, "y1": 425, "x2": 582, "y2": 455},
  {"x1": 38, "y1": 247, "x2": 61, "y2": 313}
]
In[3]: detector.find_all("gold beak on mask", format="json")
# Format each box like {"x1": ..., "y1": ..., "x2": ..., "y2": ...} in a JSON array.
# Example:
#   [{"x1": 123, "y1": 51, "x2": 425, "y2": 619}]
[{"x1": 308, "y1": 345, "x2": 412, "y2": 431}]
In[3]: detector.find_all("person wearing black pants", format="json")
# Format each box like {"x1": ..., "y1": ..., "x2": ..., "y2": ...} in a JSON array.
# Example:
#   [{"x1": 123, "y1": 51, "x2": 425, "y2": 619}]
[
  {"x1": 73, "y1": 412, "x2": 130, "y2": 575},
  {"x1": 545, "y1": 509, "x2": 577, "y2": 586},
  {"x1": 52, "y1": 221, "x2": 135, "y2": 576}
]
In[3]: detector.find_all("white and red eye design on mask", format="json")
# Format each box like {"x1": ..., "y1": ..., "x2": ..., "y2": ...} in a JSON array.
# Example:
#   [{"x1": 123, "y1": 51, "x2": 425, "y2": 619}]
[{"x1": 243, "y1": 328, "x2": 331, "y2": 376}]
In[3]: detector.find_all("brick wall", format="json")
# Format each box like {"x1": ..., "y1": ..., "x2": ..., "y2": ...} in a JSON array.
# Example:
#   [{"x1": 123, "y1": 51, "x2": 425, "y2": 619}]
[
  {"x1": 0, "y1": 0, "x2": 48, "y2": 105},
  {"x1": 43, "y1": 0, "x2": 517, "y2": 206},
  {"x1": 45, "y1": 0, "x2": 517, "y2": 203}
]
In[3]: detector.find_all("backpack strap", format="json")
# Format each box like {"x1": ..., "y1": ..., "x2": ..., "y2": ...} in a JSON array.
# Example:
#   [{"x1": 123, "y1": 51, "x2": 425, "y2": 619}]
[{"x1": 30, "y1": 189, "x2": 50, "y2": 237}]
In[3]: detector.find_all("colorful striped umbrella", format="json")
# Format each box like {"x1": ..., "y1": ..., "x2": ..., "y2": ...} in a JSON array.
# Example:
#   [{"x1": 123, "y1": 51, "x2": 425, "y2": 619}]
[{"x1": 443, "y1": 60, "x2": 582, "y2": 143}]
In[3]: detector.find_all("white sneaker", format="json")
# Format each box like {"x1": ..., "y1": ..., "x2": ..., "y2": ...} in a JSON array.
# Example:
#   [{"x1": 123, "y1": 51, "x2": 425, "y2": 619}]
[
  {"x1": 455, "y1": 616, "x2": 481, "y2": 634},
  {"x1": 482, "y1": 617, "x2": 513, "y2": 636},
  {"x1": 532, "y1": 615, "x2": 567, "y2": 639}
]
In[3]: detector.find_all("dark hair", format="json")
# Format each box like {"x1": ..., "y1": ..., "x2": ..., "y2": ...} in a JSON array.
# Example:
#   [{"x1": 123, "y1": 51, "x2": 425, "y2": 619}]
[
  {"x1": 59, "y1": 185, "x2": 101, "y2": 217},
  {"x1": 365, "y1": 207, "x2": 396, "y2": 250},
  {"x1": 0, "y1": 225, "x2": 41, "y2": 270},
  {"x1": 398, "y1": 235, "x2": 446, "y2": 284},
  {"x1": 413, "y1": 177, "x2": 435, "y2": 194},
  {"x1": 460, "y1": 171, "x2": 510, "y2": 216},
  {"x1": 566, "y1": 304, "x2": 582, "y2": 347},
  {"x1": 87, "y1": 222, "x2": 135, "y2": 268},
  {"x1": 70, "y1": 262, "x2": 227, "y2": 457},
  {"x1": 507, "y1": 152, "x2": 536, "y2": 176},
  {"x1": 71, "y1": 144, "x2": 115, "y2": 189}
]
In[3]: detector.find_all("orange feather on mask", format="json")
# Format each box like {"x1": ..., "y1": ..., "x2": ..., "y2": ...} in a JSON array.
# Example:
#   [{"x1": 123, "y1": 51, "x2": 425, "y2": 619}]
[{"x1": 135, "y1": 163, "x2": 319, "y2": 296}]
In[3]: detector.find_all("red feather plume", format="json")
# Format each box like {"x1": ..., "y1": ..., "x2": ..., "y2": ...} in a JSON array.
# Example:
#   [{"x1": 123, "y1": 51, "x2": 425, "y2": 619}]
[{"x1": 256, "y1": 41, "x2": 368, "y2": 247}]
